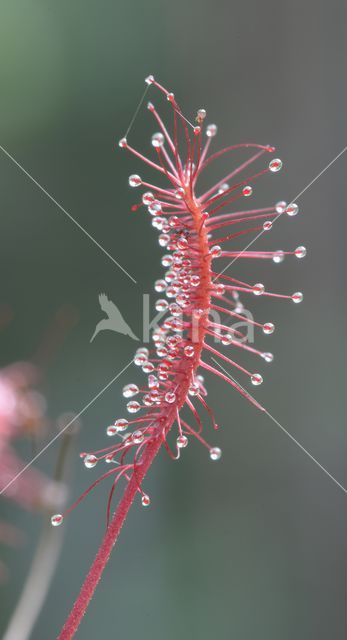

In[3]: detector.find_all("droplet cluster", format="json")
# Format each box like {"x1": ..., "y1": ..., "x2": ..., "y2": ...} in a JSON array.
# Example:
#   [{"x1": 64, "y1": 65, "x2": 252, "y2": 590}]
[{"x1": 52, "y1": 77, "x2": 304, "y2": 526}]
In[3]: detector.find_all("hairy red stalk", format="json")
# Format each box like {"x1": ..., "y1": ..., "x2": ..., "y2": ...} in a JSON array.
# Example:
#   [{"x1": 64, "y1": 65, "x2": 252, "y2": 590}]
[{"x1": 56, "y1": 76, "x2": 304, "y2": 638}]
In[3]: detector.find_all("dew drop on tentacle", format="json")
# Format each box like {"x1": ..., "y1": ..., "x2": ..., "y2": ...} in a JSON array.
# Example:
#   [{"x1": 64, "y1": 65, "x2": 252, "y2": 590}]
[
  {"x1": 114, "y1": 418, "x2": 129, "y2": 431},
  {"x1": 148, "y1": 201, "x2": 162, "y2": 215},
  {"x1": 209, "y1": 447, "x2": 222, "y2": 461},
  {"x1": 132, "y1": 430, "x2": 144, "y2": 444},
  {"x1": 291, "y1": 291, "x2": 303, "y2": 303},
  {"x1": 134, "y1": 353, "x2": 147, "y2": 366},
  {"x1": 262, "y1": 352, "x2": 274, "y2": 363},
  {"x1": 191, "y1": 275, "x2": 200, "y2": 287},
  {"x1": 286, "y1": 203, "x2": 299, "y2": 216},
  {"x1": 263, "y1": 322, "x2": 275, "y2": 335},
  {"x1": 142, "y1": 191, "x2": 155, "y2": 205},
  {"x1": 151, "y1": 132, "x2": 165, "y2": 148},
  {"x1": 51, "y1": 514, "x2": 64, "y2": 527},
  {"x1": 165, "y1": 392, "x2": 176, "y2": 404},
  {"x1": 218, "y1": 183, "x2": 230, "y2": 194},
  {"x1": 251, "y1": 373, "x2": 263, "y2": 386},
  {"x1": 155, "y1": 299, "x2": 169, "y2": 311},
  {"x1": 295, "y1": 245, "x2": 307, "y2": 258},
  {"x1": 106, "y1": 425, "x2": 118, "y2": 437},
  {"x1": 84, "y1": 454, "x2": 98, "y2": 469},
  {"x1": 175, "y1": 187, "x2": 185, "y2": 199},
  {"x1": 273, "y1": 250, "x2": 285, "y2": 264},
  {"x1": 210, "y1": 245, "x2": 222, "y2": 258},
  {"x1": 177, "y1": 435, "x2": 188, "y2": 448},
  {"x1": 253, "y1": 283, "x2": 265, "y2": 296},
  {"x1": 122, "y1": 383, "x2": 140, "y2": 398},
  {"x1": 263, "y1": 221, "x2": 273, "y2": 231},
  {"x1": 127, "y1": 401, "x2": 141, "y2": 414},
  {"x1": 242, "y1": 185, "x2": 253, "y2": 197},
  {"x1": 188, "y1": 382, "x2": 200, "y2": 396},
  {"x1": 269, "y1": 158, "x2": 283, "y2": 172},
  {"x1": 128, "y1": 174, "x2": 142, "y2": 187},
  {"x1": 206, "y1": 124, "x2": 217, "y2": 137},
  {"x1": 145, "y1": 74, "x2": 155, "y2": 85},
  {"x1": 141, "y1": 494, "x2": 151, "y2": 507},
  {"x1": 275, "y1": 201, "x2": 287, "y2": 214}
]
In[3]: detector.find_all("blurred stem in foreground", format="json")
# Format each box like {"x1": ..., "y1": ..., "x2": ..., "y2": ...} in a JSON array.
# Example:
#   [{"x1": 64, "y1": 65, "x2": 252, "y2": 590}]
[{"x1": 3, "y1": 415, "x2": 80, "y2": 640}]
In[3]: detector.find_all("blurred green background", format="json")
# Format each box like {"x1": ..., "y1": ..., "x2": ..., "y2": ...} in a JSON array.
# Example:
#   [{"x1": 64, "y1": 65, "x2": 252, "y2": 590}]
[{"x1": 1, "y1": 0, "x2": 346, "y2": 638}]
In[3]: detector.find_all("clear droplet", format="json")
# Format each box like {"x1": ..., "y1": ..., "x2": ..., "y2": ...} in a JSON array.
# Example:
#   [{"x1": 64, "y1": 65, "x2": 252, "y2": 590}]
[
  {"x1": 148, "y1": 201, "x2": 162, "y2": 215},
  {"x1": 209, "y1": 447, "x2": 222, "y2": 461},
  {"x1": 197, "y1": 108, "x2": 206, "y2": 120},
  {"x1": 132, "y1": 429, "x2": 144, "y2": 444},
  {"x1": 118, "y1": 137, "x2": 127, "y2": 148},
  {"x1": 206, "y1": 124, "x2": 217, "y2": 137},
  {"x1": 148, "y1": 375, "x2": 159, "y2": 390},
  {"x1": 177, "y1": 435, "x2": 188, "y2": 448},
  {"x1": 262, "y1": 352, "x2": 274, "y2": 363},
  {"x1": 286, "y1": 203, "x2": 299, "y2": 217},
  {"x1": 114, "y1": 419, "x2": 129, "y2": 431},
  {"x1": 210, "y1": 244, "x2": 222, "y2": 258},
  {"x1": 128, "y1": 174, "x2": 142, "y2": 187},
  {"x1": 151, "y1": 132, "x2": 165, "y2": 148},
  {"x1": 273, "y1": 250, "x2": 285, "y2": 264},
  {"x1": 165, "y1": 391, "x2": 176, "y2": 404},
  {"x1": 190, "y1": 275, "x2": 200, "y2": 287},
  {"x1": 84, "y1": 454, "x2": 98, "y2": 469},
  {"x1": 218, "y1": 183, "x2": 229, "y2": 194},
  {"x1": 161, "y1": 254, "x2": 173, "y2": 267},
  {"x1": 155, "y1": 279, "x2": 167, "y2": 292},
  {"x1": 251, "y1": 373, "x2": 263, "y2": 386},
  {"x1": 175, "y1": 187, "x2": 185, "y2": 199},
  {"x1": 142, "y1": 191, "x2": 155, "y2": 205},
  {"x1": 291, "y1": 291, "x2": 303, "y2": 303},
  {"x1": 214, "y1": 283, "x2": 225, "y2": 296},
  {"x1": 263, "y1": 322, "x2": 275, "y2": 335},
  {"x1": 275, "y1": 200, "x2": 287, "y2": 214},
  {"x1": 145, "y1": 75, "x2": 155, "y2": 85},
  {"x1": 134, "y1": 353, "x2": 147, "y2": 366},
  {"x1": 155, "y1": 299, "x2": 169, "y2": 312},
  {"x1": 269, "y1": 158, "x2": 283, "y2": 172},
  {"x1": 188, "y1": 383, "x2": 200, "y2": 396},
  {"x1": 253, "y1": 283, "x2": 265, "y2": 296},
  {"x1": 106, "y1": 425, "x2": 118, "y2": 436},
  {"x1": 167, "y1": 92, "x2": 175, "y2": 102},
  {"x1": 141, "y1": 494, "x2": 151, "y2": 507},
  {"x1": 184, "y1": 345, "x2": 195, "y2": 358},
  {"x1": 122, "y1": 383, "x2": 139, "y2": 398},
  {"x1": 242, "y1": 185, "x2": 253, "y2": 197},
  {"x1": 142, "y1": 361, "x2": 154, "y2": 373},
  {"x1": 51, "y1": 514, "x2": 63, "y2": 527},
  {"x1": 295, "y1": 246, "x2": 306, "y2": 258},
  {"x1": 263, "y1": 221, "x2": 272, "y2": 231},
  {"x1": 127, "y1": 401, "x2": 141, "y2": 414}
]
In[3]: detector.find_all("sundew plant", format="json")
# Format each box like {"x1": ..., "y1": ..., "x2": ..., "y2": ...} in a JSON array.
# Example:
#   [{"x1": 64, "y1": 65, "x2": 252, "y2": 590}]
[{"x1": 55, "y1": 77, "x2": 304, "y2": 639}]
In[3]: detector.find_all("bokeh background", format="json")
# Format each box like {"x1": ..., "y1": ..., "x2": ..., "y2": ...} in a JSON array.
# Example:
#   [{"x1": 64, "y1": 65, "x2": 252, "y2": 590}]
[{"x1": 1, "y1": 1, "x2": 347, "y2": 638}]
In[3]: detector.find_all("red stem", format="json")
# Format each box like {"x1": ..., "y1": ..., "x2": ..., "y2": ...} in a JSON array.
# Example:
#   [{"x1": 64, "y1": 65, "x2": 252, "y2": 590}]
[{"x1": 58, "y1": 438, "x2": 162, "y2": 640}]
